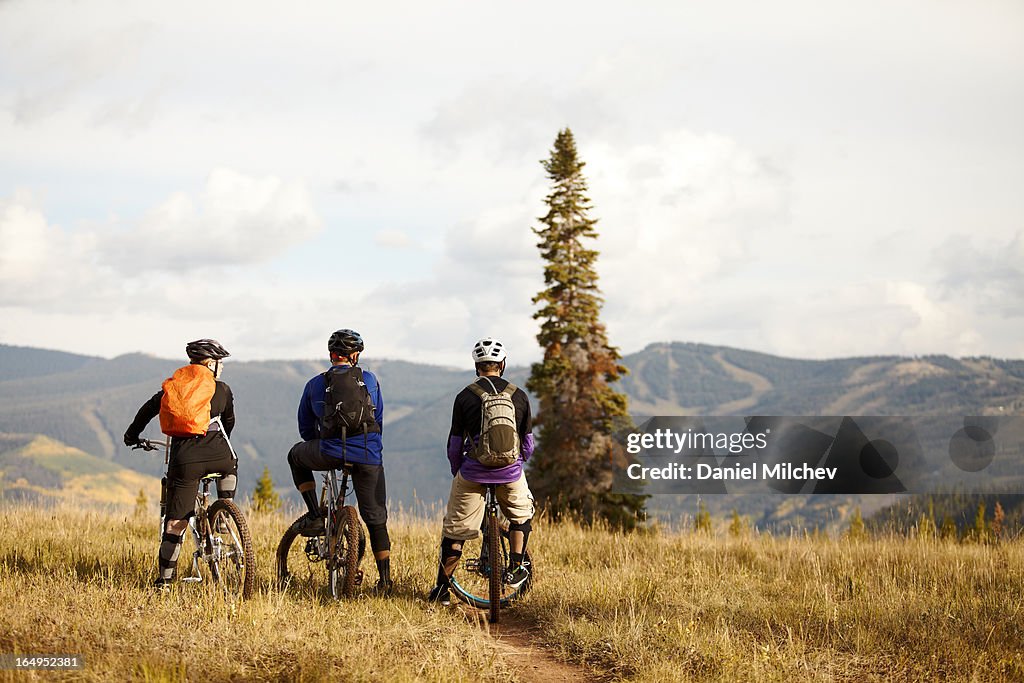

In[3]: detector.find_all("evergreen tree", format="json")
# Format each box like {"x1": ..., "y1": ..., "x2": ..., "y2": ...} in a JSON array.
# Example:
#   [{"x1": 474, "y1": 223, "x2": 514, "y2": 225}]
[
  {"x1": 972, "y1": 501, "x2": 988, "y2": 543},
  {"x1": 694, "y1": 499, "x2": 712, "y2": 534},
  {"x1": 728, "y1": 508, "x2": 746, "y2": 538},
  {"x1": 134, "y1": 488, "x2": 148, "y2": 517},
  {"x1": 992, "y1": 501, "x2": 1005, "y2": 541},
  {"x1": 527, "y1": 128, "x2": 646, "y2": 528},
  {"x1": 847, "y1": 506, "x2": 866, "y2": 540},
  {"x1": 939, "y1": 514, "x2": 957, "y2": 540},
  {"x1": 253, "y1": 466, "x2": 281, "y2": 513}
]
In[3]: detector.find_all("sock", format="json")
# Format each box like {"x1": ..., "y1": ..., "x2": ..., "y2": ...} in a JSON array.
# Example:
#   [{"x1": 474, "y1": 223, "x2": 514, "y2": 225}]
[
  {"x1": 300, "y1": 488, "x2": 321, "y2": 517},
  {"x1": 438, "y1": 538, "x2": 462, "y2": 587},
  {"x1": 376, "y1": 557, "x2": 391, "y2": 583},
  {"x1": 435, "y1": 562, "x2": 450, "y2": 588}
]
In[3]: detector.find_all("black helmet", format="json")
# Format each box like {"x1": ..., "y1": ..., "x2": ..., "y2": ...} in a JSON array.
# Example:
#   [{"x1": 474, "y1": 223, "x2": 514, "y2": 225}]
[
  {"x1": 185, "y1": 339, "x2": 230, "y2": 362},
  {"x1": 328, "y1": 329, "x2": 364, "y2": 356}
]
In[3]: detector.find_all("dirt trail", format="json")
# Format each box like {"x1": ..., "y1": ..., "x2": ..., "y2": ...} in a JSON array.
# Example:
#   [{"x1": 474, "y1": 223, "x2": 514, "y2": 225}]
[{"x1": 460, "y1": 606, "x2": 599, "y2": 682}]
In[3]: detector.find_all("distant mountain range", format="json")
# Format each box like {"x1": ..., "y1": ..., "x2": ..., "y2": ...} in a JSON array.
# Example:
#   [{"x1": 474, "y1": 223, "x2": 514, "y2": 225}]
[{"x1": 2, "y1": 342, "x2": 1023, "y2": 529}]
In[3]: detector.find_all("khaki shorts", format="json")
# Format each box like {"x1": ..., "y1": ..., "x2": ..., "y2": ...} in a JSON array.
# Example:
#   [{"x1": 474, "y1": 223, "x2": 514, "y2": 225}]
[{"x1": 441, "y1": 472, "x2": 535, "y2": 541}]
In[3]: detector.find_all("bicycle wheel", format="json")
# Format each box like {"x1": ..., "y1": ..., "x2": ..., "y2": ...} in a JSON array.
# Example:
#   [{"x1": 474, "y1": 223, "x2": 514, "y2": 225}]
[
  {"x1": 277, "y1": 509, "x2": 330, "y2": 597},
  {"x1": 329, "y1": 505, "x2": 364, "y2": 599},
  {"x1": 450, "y1": 530, "x2": 533, "y2": 611},
  {"x1": 487, "y1": 509, "x2": 502, "y2": 623},
  {"x1": 206, "y1": 499, "x2": 256, "y2": 600}
]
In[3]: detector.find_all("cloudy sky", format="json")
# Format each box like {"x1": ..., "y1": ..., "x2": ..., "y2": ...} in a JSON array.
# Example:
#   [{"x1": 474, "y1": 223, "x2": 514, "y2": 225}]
[{"x1": 1, "y1": 1, "x2": 1022, "y2": 366}]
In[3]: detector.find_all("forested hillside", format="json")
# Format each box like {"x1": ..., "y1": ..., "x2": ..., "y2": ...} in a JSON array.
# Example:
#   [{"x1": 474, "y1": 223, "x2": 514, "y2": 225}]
[{"x1": 3, "y1": 342, "x2": 1023, "y2": 529}]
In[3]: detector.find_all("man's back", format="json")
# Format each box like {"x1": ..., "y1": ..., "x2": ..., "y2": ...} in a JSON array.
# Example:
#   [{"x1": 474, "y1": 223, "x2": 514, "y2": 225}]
[
  {"x1": 298, "y1": 365, "x2": 384, "y2": 465},
  {"x1": 448, "y1": 376, "x2": 534, "y2": 484}
]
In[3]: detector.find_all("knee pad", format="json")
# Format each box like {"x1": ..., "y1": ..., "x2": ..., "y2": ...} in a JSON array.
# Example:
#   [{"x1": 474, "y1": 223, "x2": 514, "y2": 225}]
[
  {"x1": 441, "y1": 536, "x2": 463, "y2": 560},
  {"x1": 508, "y1": 519, "x2": 532, "y2": 534},
  {"x1": 217, "y1": 474, "x2": 237, "y2": 498},
  {"x1": 366, "y1": 523, "x2": 391, "y2": 553}
]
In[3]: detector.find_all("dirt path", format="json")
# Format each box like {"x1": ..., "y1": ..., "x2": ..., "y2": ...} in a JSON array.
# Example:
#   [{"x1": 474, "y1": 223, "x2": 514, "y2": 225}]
[{"x1": 460, "y1": 606, "x2": 600, "y2": 682}]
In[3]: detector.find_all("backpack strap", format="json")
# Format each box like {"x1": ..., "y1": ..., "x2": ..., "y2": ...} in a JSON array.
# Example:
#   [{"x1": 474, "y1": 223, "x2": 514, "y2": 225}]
[
  {"x1": 467, "y1": 377, "x2": 510, "y2": 397},
  {"x1": 208, "y1": 415, "x2": 238, "y2": 460}
]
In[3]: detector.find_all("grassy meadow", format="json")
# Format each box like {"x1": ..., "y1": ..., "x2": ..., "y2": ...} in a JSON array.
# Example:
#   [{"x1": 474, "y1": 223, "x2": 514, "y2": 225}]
[{"x1": 0, "y1": 502, "x2": 1022, "y2": 682}]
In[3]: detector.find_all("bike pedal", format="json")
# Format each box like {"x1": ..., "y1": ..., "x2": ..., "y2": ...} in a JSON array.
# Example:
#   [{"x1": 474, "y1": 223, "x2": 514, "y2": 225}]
[
  {"x1": 465, "y1": 559, "x2": 481, "y2": 571},
  {"x1": 181, "y1": 576, "x2": 203, "y2": 583}
]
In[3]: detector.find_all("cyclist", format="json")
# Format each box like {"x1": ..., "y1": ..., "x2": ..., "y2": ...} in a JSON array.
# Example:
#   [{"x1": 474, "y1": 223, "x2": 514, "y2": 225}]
[
  {"x1": 428, "y1": 337, "x2": 535, "y2": 605},
  {"x1": 286, "y1": 328, "x2": 393, "y2": 593},
  {"x1": 123, "y1": 339, "x2": 237, "y2": 589}
]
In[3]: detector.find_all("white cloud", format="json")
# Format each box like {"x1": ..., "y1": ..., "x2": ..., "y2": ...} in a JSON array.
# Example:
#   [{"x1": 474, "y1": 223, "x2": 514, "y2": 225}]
[
  {"x1": 934, "y1": 233, "x2": 1024, "y2": 317},
  {"x1": 107, "y1": 168, "x2": 323, "y2": 271},
  {"x1": 1, "y1": 1, "x2": 1023, "y2": 363},
  {"x1": 0, "y1": 191, "x2": 107, "y2": 306},
  {"x1": 373, "y1": 230, "x2": 418, "y2": 250}
]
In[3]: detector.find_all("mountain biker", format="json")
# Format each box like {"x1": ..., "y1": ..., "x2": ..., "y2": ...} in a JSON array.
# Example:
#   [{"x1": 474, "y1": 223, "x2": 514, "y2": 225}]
[
  {"x1": 428, "y1": 337, "x2": 535, "y2": 605},
  {"x1": 286, "y1": 328, "x2": 393, "y2": 592},
  {"x1": 123, "y1": 339, "x2": 237, "y2": 589}
]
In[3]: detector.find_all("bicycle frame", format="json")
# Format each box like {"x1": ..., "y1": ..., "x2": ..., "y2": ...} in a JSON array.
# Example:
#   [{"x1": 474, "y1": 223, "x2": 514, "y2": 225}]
[
  {"x1": 135, "y1": 435, "x2": 255, "y2": 599},
  {"x1": 182, "y1": 477, "x2": 226, "y2": 583},
  {"x1": 303, "y1": 468, "x2": 351, "y2": 563}
]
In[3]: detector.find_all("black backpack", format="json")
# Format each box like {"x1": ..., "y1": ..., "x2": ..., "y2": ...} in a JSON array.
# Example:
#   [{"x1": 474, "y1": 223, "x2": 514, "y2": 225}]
[{"x1": 320, "y1": 367, "x2": 380, "y2": 440}]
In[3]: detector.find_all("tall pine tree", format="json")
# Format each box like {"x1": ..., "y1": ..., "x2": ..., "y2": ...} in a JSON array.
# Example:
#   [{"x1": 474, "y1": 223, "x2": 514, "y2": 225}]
[{"x1": 527, "y1": 128, "x2": 646, "y2": 529}]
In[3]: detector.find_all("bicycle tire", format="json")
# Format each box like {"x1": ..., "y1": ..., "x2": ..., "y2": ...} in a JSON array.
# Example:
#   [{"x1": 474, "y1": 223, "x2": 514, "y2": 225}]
[
  {"x1": 206, "y1": 499, "x2": 256, "y2": 600},
  {"x1": 449, "y1": 540, "x2": 533, "y2": 610},
  {"x1": 331, "y1": 505, "x2": 362, "y2": 599},
  {"x1": 487, "y1": 509, "x2": 502, "y2": 623},
  {"x1": 277, "y1": 509, "x2": 328, "y2": 596}
]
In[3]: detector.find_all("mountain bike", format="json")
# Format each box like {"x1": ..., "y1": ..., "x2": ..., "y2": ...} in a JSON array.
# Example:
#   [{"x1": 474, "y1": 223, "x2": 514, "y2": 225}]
[
  {"x1": 276, "y1": 466, "x2": 367, "y2": 599},
  {"x1": 449, "y1": 484, "x2": 533, "y2": 624},
  {"x1": 133, "y1": 438, "x2": 256, "y2": 600}
]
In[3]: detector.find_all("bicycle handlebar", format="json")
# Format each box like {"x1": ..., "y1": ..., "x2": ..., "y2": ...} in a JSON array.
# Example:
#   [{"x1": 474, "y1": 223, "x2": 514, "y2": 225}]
[{"x1": 131, "y1": 438, "x2": 163, "y2": 452}]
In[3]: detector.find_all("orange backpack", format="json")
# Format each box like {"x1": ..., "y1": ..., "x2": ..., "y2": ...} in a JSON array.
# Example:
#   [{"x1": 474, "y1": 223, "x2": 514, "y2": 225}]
[{"x1": 159, "y1": 364, "x2": 216, "y2": 437}]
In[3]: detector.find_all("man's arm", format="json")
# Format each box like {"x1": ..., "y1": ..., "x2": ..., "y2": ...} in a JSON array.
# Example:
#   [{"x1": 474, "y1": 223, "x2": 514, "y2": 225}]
[
  {"x1": 123, "y1": 391, "x2": 162, "y2": 445},
  {"x1": 517, "y1": 389, "x2": 535, "y2": 462},
  {"x1": 371, "y1": 372, "x2": 384, "y2": 434},
  {"x1": 446, "y1": 395, "x2": 466, "y2": 476},
  {"x1": 219, "y1": 383, "x2": 236, "y2": 437},
  {"x1": 297, "y1": 378, "x2": 319, "y2": 441}
]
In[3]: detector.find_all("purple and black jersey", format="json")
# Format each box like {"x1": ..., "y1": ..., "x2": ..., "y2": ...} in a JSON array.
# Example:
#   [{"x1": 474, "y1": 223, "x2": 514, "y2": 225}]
[{"x1": 447, "y1": 376, "x2": 535, "y2": 484}]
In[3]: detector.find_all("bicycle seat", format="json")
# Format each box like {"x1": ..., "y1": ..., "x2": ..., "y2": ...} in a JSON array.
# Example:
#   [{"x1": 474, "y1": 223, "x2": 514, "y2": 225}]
[{"x1": 201, "y1": 473, "x2": 224, "y2": 481}]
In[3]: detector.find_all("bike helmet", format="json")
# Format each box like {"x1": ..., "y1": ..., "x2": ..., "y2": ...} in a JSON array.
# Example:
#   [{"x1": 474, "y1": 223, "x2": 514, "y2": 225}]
[
  {"x1": 328, "y1": 329, "x2": 365, "y2": 356},
  {"x1": 471, "y1": 337, "x2": 506, "y2": 364},
  {"x1": 185, "y1": 339, "x2": 230, "y2": 362}
]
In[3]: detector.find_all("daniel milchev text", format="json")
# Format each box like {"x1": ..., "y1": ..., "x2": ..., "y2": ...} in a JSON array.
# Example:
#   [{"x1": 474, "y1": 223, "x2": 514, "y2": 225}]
[
  {"x1": 626, "y1": 462, "x2": 839, "y2": 482},
  {"x1": 624, "y1": 427, "x2": 839, "y2": 481}
]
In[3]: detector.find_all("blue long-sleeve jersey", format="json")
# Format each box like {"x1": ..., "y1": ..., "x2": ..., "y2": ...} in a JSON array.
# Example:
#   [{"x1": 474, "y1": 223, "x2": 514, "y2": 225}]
[{"x1": 297, "y1": 365, "x2": 384, "y2": 465}]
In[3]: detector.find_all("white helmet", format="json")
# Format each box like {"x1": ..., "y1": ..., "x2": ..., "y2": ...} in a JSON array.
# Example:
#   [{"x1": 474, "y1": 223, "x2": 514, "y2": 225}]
[{"x1": 471, "y1": 337, "x2": 507, "y2": 364}]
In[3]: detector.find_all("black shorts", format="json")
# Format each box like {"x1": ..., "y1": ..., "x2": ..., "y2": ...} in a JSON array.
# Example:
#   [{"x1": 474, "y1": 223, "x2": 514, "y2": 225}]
[
  {"x1": 164, "y1": 453, "x2": 237, "y2": 521},
  {"x1": 287, "y1": 440, "x2": 388, "y2": 528}
]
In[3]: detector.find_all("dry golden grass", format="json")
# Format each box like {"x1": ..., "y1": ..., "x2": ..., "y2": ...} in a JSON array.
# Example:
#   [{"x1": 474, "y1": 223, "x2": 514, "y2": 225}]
[
  {"x1": 1, "y1": 503, "x2": 1022, "y2": 681},
  {"x1": 521, "y1": 523, "x2": 1024, "y2": 681},
  {"x1": 0, "y1": 504, "x2": 515, "y2": 682}
]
